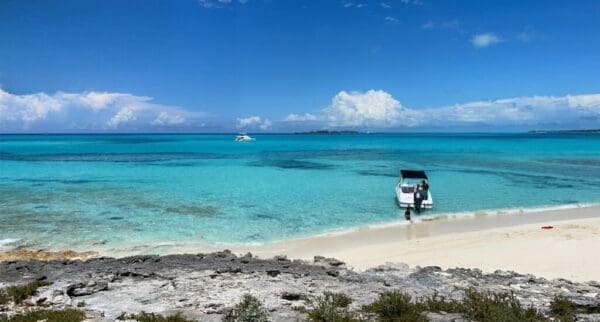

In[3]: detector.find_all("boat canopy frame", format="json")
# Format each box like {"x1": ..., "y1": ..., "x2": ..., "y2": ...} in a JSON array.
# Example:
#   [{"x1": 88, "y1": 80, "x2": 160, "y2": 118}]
[{"x1": 399, "y1": 170, "x2": 428, "y2": 180}]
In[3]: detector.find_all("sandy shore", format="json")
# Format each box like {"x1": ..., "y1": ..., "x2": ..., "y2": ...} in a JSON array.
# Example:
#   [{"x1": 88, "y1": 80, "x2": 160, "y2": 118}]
[{"x1": 239, "y1": 205, "x2": 600, "y2": 282}]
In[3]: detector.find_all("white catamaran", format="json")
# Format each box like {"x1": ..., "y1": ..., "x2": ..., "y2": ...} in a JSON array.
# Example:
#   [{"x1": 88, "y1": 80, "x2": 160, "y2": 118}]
[{"x1": 235, "y1": 133, "x2": 256, "y2": 142}]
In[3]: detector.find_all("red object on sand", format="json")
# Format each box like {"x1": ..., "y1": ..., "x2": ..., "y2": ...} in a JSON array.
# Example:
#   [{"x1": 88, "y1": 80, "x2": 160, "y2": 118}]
[{"x1": 541, "y1": 226, "x2": 554, "y2": 229}]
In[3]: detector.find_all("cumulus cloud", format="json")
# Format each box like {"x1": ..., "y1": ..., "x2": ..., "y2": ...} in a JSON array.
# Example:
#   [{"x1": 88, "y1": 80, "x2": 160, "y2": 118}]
[
  {"x1": 259, "y1": 118, "x2": 272, "y2": 130},
  {"x1": 0, "y1": 88, "x2": 199, "y2": 131},
  {"x1": 287, "y1": 90, "x2": 600, "y2": 129},
  {"x1": 284, "y1": 113, "x2": 318, "y2": 122},
  {"x1": 323, "y1": 90, "x2": 404, "y2": 127},
  {"x1": 471, "y1": 33, "x2": 500, "y2": 48},
  {"x1": 107, "y1": 107, "x2": 137, "y2": 128},
  {"x1": 419, "y1": 94, "x2": 600, "y2": 127},
  {"x1": 236, "y1": 116, "x2": 271, "y2": 130},
  {"x1": 151, "y1": 111, "x2": 186, "y2": 126}
]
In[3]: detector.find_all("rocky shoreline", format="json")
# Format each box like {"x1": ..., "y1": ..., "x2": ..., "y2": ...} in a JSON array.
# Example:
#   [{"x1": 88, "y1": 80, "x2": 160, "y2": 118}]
[{"x1": 1, "y1": 250, "x2": 599, "y2": 321}]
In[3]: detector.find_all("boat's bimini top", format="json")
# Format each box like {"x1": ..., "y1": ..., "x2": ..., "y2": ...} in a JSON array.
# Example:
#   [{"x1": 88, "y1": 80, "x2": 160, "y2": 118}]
[{"x1": 400, "y1": 170, "x2": 428, "y2": 180}]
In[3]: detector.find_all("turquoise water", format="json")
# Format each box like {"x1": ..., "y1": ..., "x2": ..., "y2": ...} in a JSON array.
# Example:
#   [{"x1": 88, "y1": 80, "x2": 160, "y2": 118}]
[{"x1": 1, "y1": 133, "x2": 599, "y2": 251}]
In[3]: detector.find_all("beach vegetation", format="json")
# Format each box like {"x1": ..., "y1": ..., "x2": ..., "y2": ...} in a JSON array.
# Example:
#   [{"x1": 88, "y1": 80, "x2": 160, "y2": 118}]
[
  {"x1": 0, "y1": 308, "x2": 85, "y2": 322},
  {"x1": 222, "y1": 294, "x2": 269, "y2": 322},
  {"x1": 459, "y1": 289, "x2": 547, "y2": 322},
  {"x1": 362, "y1": 291, "x2": 427, "y2": 322},
  {"x1": 549, "y1": 295, "x2": 576, "y2": 321},
  {"x1": 0, "y1": 280, "x2": 50, "y2": 305},
  {"x1": 116, "y1": 312, "x2": 194, "y2": 322},
  {"x1": 304, "y1": 292, "x2": 359, "y2": 322},
  {"x1": 549, "y1": 295, "x2": 600, "y2": 322},
  {"x1": 421, "y1": 292, "x2": 465, "y2": 313},
  {"x1": 361, "y1": 289, "x2": 546, "y2": 322}
]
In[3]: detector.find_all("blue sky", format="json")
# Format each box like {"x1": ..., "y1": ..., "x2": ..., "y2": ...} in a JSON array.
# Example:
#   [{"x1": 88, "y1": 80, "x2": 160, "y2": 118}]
[{"x1": 0, "y1": 0, "x2": 599, "y2": 132}]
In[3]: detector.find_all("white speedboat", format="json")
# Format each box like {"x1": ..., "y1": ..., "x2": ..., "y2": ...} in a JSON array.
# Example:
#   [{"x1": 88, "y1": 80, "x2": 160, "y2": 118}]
[
  {"x1": 395, "y1": 170, "x2": 433, "y2": 209},
  {"x1": 235, "y1": 133, "x2": 255, "y2": 142}
]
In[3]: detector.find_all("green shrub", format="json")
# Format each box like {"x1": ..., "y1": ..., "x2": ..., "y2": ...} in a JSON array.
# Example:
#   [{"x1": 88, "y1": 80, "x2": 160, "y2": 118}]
[
  {"x1": 549, "y1": 295, "x2": 575, "y2": 322},
  {"x1": 305, "y1": 292, "x2": 358, "y2": 322},
  {"x1": 0, "y1": 308, "x2": 85, "y2": 322},
  {"x1": 116, "y1": 312, "x2": 194, "y2": 322},
  {"x1": 421, "y1": 292, "x2": 465, "y2": 314},
  {"x1": 549, "y1": 295, "x2": 600, "y2": 322},
  {"x1": 362, "y1": 291, "x2": 427, "y2": 322},
  {"x1": 0, "y1": 280, "x2": 50, "y2": 305},
  {"x1": 461, "y1": 289, "x2": 547, "y2": 322},
  {"x1": 222, "y1": 294, "x2": 269, "y2": 322}
]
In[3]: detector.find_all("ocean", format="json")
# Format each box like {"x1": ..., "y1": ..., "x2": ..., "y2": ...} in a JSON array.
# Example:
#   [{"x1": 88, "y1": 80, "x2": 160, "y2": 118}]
[{"x1": 1, "y1": 133, "x2": 599, "y2": 253}]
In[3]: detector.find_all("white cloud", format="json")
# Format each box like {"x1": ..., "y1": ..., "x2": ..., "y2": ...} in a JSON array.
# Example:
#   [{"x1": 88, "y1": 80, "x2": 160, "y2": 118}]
[
  {"x1": 236, "y1": 116, "x2": 271, "y2": 130},
  {"x1": 380, "y1": 2, "x2": 392, "y2": 8},
  {"x1": 400, "y1": 0, "x2": 423, "y2": 5},
  {"x1": 259, "y1": 118, "x2": 272, "y2": 130},
  {"x1": 0, "y1": 88, "x2": 200, "y2": 131},
  {"x1": 198, "y1": 0, "x2": 246, "y2": 8},
  {"x1": 287, "y1": 90, "x2": 600, "y2": 129},
  {"x1": 107, "y1": 107, "x2": 137, "y2": 128},
  {"x1": 324, "y1": 90, "x2": 403, "y2": 127},
  {"x1": 420, "y1": 95, "x2": 600, "y2": 126},
  {"x1": 151, "y1": 111, "x2": 186, "y2": 126},
  {"x1": 472, "y1": 33, "x2": 500, "y2": 48},
  {"x1": 236, "y1": 116, "x2": 261, "y2": 128},
  {"x1": 284, "y1": 113, "x2": 318, "y2": 122},
  {"x1": 343, "y1": 2, "x2": 366, "y2": 8},
  {"x1": 384, "y1": 16, "x2": 400, "y2": 24}
]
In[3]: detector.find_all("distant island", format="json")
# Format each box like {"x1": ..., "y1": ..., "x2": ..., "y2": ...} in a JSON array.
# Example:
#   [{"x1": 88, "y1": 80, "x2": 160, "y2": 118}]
[
  {"x1": 294, "y1": 130, "x2": 361, "y2": 135},
  {"x1": 529, "y1": 129, "x2": 600, "y2": 134}
]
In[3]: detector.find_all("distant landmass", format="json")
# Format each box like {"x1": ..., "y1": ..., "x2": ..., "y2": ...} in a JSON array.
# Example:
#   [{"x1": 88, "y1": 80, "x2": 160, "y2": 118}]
[
  {"x1": 294, "y1": 130, "x2": 361, "y2": 135},
  {"x1": 529, "y1": 129, "x2": 600, "y2": 134}
]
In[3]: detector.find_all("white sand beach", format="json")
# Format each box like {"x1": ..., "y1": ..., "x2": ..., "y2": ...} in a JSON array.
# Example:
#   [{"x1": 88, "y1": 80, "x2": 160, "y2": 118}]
[{"x1": 242, "y1": 205, "x2": 600, "y2": 282}]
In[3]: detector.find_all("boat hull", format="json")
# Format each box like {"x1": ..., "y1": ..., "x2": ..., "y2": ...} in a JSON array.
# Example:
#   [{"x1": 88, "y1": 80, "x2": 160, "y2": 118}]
[{"x1": 395, "y1": 184, "x2": 433, "y2": 209}]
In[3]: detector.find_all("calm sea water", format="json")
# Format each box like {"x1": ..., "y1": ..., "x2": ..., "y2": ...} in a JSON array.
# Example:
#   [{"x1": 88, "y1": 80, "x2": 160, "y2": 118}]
[{"x1": 1, "y1": 133, "x2": 599, "y2": 252}]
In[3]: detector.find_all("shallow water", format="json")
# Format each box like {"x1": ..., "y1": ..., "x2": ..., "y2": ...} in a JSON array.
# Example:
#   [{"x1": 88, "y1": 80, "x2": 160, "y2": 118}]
[{"x1": 0, "y1": 133, "x2": 599, "y2": 251}]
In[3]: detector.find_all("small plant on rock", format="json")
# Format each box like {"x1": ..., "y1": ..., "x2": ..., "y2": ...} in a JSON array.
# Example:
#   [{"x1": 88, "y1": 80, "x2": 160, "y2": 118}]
[
  {"x1": 116, "y1": 312, "x2": 194, "y2": 322},
  {"x1": 222, "y1": 294, "x2": 269, "y2": 322},
  {"x1": 549, "y1": 295, "x2": 576, "y2": 322},
  {"x1": 0, "y1": 280, "x2": 50, "y2": 305},
  {"x1": 305, "y1": 292, "x2": 358, "y2": 322},
  {"x1": 362, "y1": 291, "x2": 427, "y2": 322},
  {"x1": 421, "y1": 291, "x2": 465, "y2": 313},
  {"x1": 461, "y1": 289, "x2": 547, "y2": 322},
  {"x1": 549, "y1": 295, "x2": 600, "y2": 322},
  {"x1": 0, "y1": 308, "x2": 85, "y2": 322}
]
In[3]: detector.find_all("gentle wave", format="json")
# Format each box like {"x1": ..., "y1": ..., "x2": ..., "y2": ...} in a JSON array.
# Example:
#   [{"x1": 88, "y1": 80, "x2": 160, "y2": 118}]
[
  {"x1": 217, "y1": 202, "x2": 600, "y2": 247},
  {"x1": 0, "y1": 238, "x2": 19, "y2": 248}
]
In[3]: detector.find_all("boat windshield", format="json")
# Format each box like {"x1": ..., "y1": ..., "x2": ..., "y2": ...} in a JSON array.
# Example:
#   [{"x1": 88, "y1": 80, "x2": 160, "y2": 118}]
[{"x1": 401, "y1": 185, "x2": 415, "y2": 193}]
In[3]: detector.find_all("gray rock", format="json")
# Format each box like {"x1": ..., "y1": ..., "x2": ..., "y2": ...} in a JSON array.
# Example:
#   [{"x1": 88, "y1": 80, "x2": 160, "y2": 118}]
[
  {"x1": 425, "y1": 312, "x2": 467, "y2": 322},
  {"x1": 281, "y1": 292, "x2": 305, "y2": 301},
  {"x1": 0, "y1": 251, "x2": 598, "y2": 321},
  {"x1": 67, "y1": 280, "x2": 108, "y2": 297}
]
